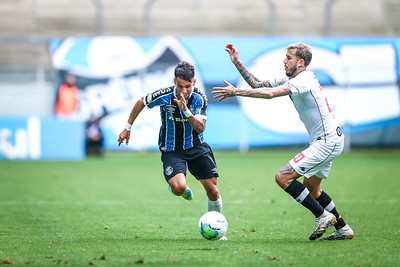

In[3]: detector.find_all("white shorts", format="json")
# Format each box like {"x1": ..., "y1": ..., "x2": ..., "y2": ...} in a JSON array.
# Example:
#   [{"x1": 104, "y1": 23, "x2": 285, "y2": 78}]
[{"x1": 289, "y1": 138, "x2": 344, "y2": 179}]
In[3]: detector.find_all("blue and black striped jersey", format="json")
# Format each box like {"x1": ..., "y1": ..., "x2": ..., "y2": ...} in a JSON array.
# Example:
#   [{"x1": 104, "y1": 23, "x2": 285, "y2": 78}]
[{"x1": 143, "y1": 86, "x2": 208, "y2": 152}]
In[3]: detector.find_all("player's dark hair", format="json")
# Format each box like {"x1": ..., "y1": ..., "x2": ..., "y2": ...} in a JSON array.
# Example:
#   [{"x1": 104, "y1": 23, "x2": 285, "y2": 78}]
[
  {"x1": 175, "y1": 61, "x2": 195, "y2": 82},
  {"x1": 287, "y1": 43, "x2": 312, "y2": 67}
]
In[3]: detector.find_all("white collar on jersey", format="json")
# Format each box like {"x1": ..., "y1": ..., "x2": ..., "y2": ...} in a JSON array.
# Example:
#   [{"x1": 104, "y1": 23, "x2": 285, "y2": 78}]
[{"x1": 289, "y1": 69, "x2": 307, "y2": 79}]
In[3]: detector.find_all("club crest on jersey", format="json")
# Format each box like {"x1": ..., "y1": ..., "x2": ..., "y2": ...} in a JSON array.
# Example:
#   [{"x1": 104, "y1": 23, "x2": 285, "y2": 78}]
[{"x1": 165, "y1": 166, "x2": 173, "y2": 176}]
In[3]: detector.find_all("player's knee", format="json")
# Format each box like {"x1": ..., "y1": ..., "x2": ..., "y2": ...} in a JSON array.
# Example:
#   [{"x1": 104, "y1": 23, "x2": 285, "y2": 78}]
[
  {"x1": 275, "y1": 172, "x2": 283, "y2": 185},
  {"x1": 171, "y1": 184, "x2": 186, "y2": 196},
  {"x1": 275, "y1": 172, "x2": 289, "y2": 189},
  {"x1": 205, "y1": 185, "x2": 218, "y2": 200}
]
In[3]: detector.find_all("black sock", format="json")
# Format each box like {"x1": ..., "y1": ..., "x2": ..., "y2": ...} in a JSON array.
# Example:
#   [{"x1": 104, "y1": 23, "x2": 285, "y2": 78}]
[
  {"x1": 285, "y1": 180, "x2": 324, "y2": 217},
  {"x1": 315, "y1": 191, "x2": 346, "y2": 230}
]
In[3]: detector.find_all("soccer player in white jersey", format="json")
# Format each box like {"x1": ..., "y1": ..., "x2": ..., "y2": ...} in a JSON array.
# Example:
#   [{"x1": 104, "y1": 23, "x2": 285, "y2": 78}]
[{"x1": 212, "y1": 43, "x2": 354, "y2": 241}]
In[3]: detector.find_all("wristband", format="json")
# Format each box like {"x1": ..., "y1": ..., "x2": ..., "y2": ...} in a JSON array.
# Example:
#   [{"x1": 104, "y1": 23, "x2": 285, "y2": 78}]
[
  {"x1": 125, "y1": 123, "x2": 132, "y2": 131},
  {"x1": 183, "y1": 109, "x2": 193, "y2": 118}
]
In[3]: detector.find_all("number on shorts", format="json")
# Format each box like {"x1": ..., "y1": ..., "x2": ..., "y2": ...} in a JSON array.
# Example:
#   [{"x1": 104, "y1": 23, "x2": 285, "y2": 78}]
[{"x1": 293, "y1": 153, "x2": 305, "y2": 163}]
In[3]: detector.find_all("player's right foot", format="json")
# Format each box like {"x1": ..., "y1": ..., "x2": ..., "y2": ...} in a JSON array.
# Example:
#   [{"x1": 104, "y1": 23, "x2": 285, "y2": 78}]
[
  {"x1": 320, "y1": 224, "x2": 354, "y2": 241},
  {"x1": 181, "y1": 187, "x2": 193, "y2": 200},
  {"x1": 309, "y1": 210, "x2": 337, "y2": 240}
]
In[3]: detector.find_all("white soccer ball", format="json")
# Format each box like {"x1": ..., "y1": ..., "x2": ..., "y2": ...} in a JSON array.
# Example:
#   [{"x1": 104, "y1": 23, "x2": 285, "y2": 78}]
[{"x1": 198, "y1": 211, "x2": 228, "y2": 240}]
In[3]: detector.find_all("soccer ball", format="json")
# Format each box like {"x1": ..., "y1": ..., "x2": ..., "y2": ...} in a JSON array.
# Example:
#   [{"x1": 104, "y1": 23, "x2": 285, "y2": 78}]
[{"x1": 198, "y1": 211, "x2": 228, "y2": 240}]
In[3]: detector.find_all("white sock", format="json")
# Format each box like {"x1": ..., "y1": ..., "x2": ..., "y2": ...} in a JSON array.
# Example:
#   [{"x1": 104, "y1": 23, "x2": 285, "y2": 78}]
[
  {"x1": 168, "y1": 184, "x2": 190, "y2": 196},
  {"x1": 208, "y1": 194, "x2": 222, "y2": 212},
  {"x1": 168, "y1": 184, "x2": 177, "y2": 196}
]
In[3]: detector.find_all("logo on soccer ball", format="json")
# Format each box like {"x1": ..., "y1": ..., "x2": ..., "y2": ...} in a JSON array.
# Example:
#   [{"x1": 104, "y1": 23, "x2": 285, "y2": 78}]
[
  {"x1": 165, "y1": 166, "x2": 173, "y2": 176},
  {"x1": 198, "y1": 211, "x2": 228, "y2": 241}
]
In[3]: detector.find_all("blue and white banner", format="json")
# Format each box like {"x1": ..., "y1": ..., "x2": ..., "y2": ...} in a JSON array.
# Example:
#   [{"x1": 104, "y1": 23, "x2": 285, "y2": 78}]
[
  {"x1": 0, "y1": 116, "x2": 85, "y2": 160},
  {"x1": 49, "y1": 36, "x2": 400, "y2": 150}
]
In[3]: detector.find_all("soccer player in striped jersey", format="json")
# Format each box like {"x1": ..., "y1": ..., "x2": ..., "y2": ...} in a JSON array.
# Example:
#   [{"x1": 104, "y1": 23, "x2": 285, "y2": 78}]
[
  {"x1": 213, "y1": 43, "x2": 354, "y2": 241},
  {"x1": 118, "y1": 61, "x2": 223, "y2": 214}
]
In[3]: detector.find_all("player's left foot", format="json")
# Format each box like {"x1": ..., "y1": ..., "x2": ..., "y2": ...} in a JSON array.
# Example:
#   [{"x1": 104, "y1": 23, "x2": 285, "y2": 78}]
[
  {"x1": 319, "y1": 224, "x2": 354, "y2": 241},
  {"x1": 309, "y1": 210, "x2": 337, "y2": 240},
  {"x1": 181, "y1": 187, "x2": 193, "y2": 200}
]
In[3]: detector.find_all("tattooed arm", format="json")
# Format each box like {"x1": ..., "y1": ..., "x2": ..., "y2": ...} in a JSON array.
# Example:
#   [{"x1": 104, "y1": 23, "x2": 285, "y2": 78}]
[
  {"x1": 186, "y1": 116, "x2": 206, "y2": 134},
  {"x1": 212, "y1": 80, "x2": 291, "y2": 102},
  {"x1": 234, "y1": 61, "x2": 271, "y2": 88},
  {"x1": 225, "y1": 43, "x2": 271, "y2": 88}
]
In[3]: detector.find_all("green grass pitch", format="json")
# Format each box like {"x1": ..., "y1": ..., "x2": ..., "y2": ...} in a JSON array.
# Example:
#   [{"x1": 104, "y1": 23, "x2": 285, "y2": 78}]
[{"x1": 1, "y1": 148, "x2": 399, "y2": 266}]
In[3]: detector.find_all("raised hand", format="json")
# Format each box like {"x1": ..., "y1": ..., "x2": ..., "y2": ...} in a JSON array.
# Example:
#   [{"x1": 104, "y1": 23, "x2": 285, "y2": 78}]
[
  {"x1": 225, "y1": 43, "x2": 240, "y2": 64},
  {"x1": 212, "y1": 80, "x2": 236, "y2": 102},
  {"x1": 173, "y1": 93, "x2": 188, "y2": 111}
]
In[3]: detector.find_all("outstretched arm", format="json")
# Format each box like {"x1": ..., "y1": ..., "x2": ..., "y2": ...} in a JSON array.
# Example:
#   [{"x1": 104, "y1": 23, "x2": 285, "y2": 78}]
[
  {"x1": 118, "y1": 97, "x2": 145, "y2": 146},
  {"x1": 226, "y1": 43, "x2": 271, "y2": 89},
  {"x1": 212, "y1": 80, "x2": 291, "y2": 102}
]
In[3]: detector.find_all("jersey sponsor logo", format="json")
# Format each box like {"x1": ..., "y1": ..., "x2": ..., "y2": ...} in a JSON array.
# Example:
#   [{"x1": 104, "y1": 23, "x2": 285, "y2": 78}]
[
  {"x1": 165, "y1": 165, "x2": 173, "y2": 176},
  {"x1": 169, "y1": 116, "x2": 188, "y2": 122},
  {"x1": 293, "y1": 153, "x2": 305, "y2": 163},
  {"x1": 151, "y1": 88, "x2": 173, "y2": 100}
]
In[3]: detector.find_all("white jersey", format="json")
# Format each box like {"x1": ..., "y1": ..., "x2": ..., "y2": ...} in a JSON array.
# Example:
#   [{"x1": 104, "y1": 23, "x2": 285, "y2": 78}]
[{"x1": 270, "y1": 70, "x2": 343, "y2": 144}]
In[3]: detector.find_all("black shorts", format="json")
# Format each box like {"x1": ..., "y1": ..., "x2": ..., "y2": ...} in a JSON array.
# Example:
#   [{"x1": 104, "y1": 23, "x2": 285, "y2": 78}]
[{"x1": 161, "y1": 142, "x2": 219, "y2": 181}]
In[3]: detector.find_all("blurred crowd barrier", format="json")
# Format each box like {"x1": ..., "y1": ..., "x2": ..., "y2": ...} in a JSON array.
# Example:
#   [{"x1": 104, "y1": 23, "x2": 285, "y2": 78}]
[
  {"x1": 0, "y1": 116, "x2": 84, "y2": 160},
  {"x1": 1, "y1": 36, "x2": 400, "y2": 160}
]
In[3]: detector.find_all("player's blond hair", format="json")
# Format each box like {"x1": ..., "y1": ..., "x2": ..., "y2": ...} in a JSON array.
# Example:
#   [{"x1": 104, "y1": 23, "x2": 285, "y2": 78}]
[{"x1": 287, "y1": 43, "x2": 312, "y2": 66}]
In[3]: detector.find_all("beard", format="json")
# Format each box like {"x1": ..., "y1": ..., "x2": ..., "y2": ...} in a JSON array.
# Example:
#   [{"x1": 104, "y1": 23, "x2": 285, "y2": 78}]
[{"x1": 285, "y1": 65, "x2": 298, "y2": 78}]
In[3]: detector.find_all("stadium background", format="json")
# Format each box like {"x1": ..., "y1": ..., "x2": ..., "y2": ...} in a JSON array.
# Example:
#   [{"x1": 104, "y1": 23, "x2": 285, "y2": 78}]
[{"x1": 1, "y1": 0, "x2": 400, "y2": 160}]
